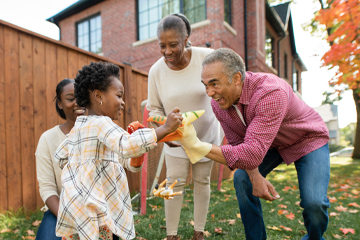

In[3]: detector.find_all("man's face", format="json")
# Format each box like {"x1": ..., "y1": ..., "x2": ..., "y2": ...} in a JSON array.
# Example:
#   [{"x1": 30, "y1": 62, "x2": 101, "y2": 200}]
[{"x1": 201, "y1": 62, "x2": 243, "y2": 110}]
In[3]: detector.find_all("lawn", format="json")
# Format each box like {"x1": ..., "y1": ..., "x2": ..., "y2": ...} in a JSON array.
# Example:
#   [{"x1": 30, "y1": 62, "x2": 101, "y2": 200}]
[{"x1": 1, "y1": 157, "x2": 359, "y2": 239}]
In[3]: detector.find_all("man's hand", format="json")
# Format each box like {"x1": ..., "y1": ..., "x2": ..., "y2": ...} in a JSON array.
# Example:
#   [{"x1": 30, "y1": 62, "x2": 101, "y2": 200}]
[{"x1": 246, "y1": 168, "x2": 280, "y2": 201}]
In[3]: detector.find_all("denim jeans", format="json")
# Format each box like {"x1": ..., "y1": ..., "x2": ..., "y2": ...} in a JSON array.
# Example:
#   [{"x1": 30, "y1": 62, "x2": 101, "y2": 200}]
[
  {"x1": 36, "y1": 210, "x2": 61, "y2": 240},
  {"x1": 234, "y1": 144, "x2": 330, "y2": 240}
]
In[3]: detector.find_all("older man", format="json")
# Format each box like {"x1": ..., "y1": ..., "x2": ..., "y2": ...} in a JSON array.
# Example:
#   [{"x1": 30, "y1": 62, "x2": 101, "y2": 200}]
[{"x1": 188, "y1": 48, "x2": 330, "y2": 240}]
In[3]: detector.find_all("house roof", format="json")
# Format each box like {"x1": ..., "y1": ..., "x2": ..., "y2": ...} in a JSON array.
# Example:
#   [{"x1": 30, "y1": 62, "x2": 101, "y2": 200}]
[
  {"x1": 269, "y1": 2, "x2": 307, "y2": 71},
  {"x1": 313, "y1": 104, "x2": 338, "y2": 123},
  {"x1": 47, "y1": 0, "x2": 104, "y2": 26}
]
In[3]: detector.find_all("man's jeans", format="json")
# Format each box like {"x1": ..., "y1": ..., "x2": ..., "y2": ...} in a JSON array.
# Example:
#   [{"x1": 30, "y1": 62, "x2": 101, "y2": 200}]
[
  {"x1": 36, "y1": 210, "x2": 61, "y2": 240},
  {"x1": 234, "y1": 144, "x2": 330, "y2": 240}
]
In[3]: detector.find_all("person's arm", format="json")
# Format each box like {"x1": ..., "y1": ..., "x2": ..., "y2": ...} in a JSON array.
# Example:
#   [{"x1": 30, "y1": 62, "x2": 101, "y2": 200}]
[
  {"x1": 36, "y1": 134, "x2": 62, "y2": 213},
  {"x1": 45, "y1": 195, "x2": 60, "y2": 217}
]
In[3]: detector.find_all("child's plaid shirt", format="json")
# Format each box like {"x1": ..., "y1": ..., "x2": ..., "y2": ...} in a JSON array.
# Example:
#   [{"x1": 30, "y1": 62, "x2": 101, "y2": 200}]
[{"x1": 54, "y1": 115, "x2": 157, "y2": 240}]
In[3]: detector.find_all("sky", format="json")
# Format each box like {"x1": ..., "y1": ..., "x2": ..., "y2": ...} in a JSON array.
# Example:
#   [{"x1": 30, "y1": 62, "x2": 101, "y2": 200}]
[{"x1": 0, "y1": 0, "x2": 357, "y2": 128}]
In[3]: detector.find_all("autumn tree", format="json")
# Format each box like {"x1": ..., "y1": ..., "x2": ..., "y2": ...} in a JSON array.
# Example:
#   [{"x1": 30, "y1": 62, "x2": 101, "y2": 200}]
[{"x1": 314, "y1": 0, "x2": 360, "y2": 158}]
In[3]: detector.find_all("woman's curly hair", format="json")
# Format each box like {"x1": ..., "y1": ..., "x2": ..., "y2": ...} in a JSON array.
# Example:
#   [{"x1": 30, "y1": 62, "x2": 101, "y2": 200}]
[{"x1": 74, "y1": 62, "x2": 120, "y2": 108}]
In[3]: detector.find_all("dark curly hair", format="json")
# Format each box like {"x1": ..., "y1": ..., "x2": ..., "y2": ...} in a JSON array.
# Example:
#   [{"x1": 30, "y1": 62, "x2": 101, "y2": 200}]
[
  {"x1": 54, "y1": 78, "x2": 74, "y2": 120},
  {"x1": 74, "y1": 62, "x2": 120, "y2": 108}
]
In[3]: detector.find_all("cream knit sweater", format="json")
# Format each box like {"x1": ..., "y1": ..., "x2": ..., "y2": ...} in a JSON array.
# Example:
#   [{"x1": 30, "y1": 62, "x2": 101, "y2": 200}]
[{"x1": 147, "y1": 47, "x2": 223, "y2": 161}]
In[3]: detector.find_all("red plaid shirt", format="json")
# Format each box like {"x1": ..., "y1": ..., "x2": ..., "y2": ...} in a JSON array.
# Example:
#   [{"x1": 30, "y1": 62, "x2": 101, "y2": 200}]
[{"x1": 212, "y1": 72, "x2": 329, "y2": 170}]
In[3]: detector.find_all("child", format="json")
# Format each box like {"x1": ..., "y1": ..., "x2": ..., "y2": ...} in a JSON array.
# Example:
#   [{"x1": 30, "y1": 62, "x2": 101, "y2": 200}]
[{"x1": 54, "y1": 62, "x2": 183, "y2": 240}]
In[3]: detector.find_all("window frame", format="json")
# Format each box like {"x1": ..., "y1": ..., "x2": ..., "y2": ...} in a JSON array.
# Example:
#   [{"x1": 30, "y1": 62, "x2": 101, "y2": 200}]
[
  {"x1": 75, "y1": 12, "x2": 102, "y2": 54},
  {"x1": 136, "y1": 0, "x2": 207, "y2": 41},
  {"x1": 265, "y1": 32, "x2": 275, "y2": 68}
]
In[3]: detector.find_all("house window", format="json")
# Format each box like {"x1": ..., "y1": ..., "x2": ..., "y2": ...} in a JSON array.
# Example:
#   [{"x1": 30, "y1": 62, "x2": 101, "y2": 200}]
[
  {"x1": 284, "y1": 53, "x2": 288, "y2": 79},
  {"x1": 137, "y1": 0, "x2": 206, "y2": 41},
  {"x1": 265, "y1": 33, "x2": 274, "y2": 68},
  {"x1": 293, "y1": 70, "x2": 298, "y2": 92},
  {"x1": 224, "y1": 0, "x2": 232, "y2": 25},
  {"x1": 77, "y1": 14, "x2": 102, "y2": 54}
]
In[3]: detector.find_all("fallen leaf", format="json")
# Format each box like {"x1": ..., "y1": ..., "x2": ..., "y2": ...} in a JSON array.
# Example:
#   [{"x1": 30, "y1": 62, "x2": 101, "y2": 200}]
[
  {"x1": 134, "y1": 219, "x2": 140, "y2": 224},
  {"x1": 282, "y1": 186, "x2": 291, "y2": 191},
  {"x1": 189, "y1": 220, "x2": 195, "y2": 226},
  {"x1": 351, "y1": 189, "x2": 359, "y2": 195},
  {"x1": 286, "y1": 212, "x2": 295, "y2": 220},
  {"x1": 227, "y1": 219, "x2": 236, "y2": 225},
  {"x1": 332, "y1": 233, "x2": 342, "y2": 239},
  {"x1": 278, "y1": 204, "x2": 288, "y2": 209},
  {"x1": 32, "y1": 220, "x2": 41, "y2": 226},
  {"x1": 214, "y1": 227, "x2": 222, "y2": 233},
  {"x1": 211, "y1": 214, "x2": 215, "y2": 220},
  {"x1": 329, "y1": 196, "x2": 337, "y2": 202},
  {"x1": 204, "y1": 231, "x2": 211, "y2": 237},
  {"x1": 224, "y1": 194, "x2": 231, "y2": 197},
  {"x1": 0, "y1": 229, "x2": 11, "y2": 233},
  {"x1": 185, "y1": 200, "x2": 192, "y2": 202},
  {"x1": 220, "y1": 189, "x2": 226, "y2": 193},
  {"x1": 14, "y1": 229, "x2": 20, "y2": 234},
  {"x1": 236, "y1": 213, "x2": 241, "y2": 218},
  {"x1": 22, "y1": 237, "x2": 35, "y2": 240},
  {"x1": 335, "y1": 205, "x2": 347, "y2": 212},
  {"x1": 280, "y1": 226, "x2": 292, "y2": 231},
  {"x1": 269, "y1": 209, "x2": 275, "y2": 213},
  {"x1": 349, "y1": 209, "x2": 359, "y2": 213},
  {"x1": 267, "y1": 226, "x2": 281, "y2": 231},
  {"x1": 294, "y1": 201, "x2": 300, "y2": 206},
  {"x1": 298, "y1": 220, "x2": 304, "y2": 225},
  {"x1": 330, "y1": 212, "x2": 339, "y2": 217},
  {"x1": 148, "y1": 215, "x2": 155, "y2": 219},
  {"x1": 148, "y1": 223, "x2": 152, "y2": 229},
  {"x1": 27, "y1": 230, "x2": 35, "y2": 235},
  {"x1": 218, "y1": 219, "x2": 227, "y2": 223},
  {"x1": 278, "y1": 209, "x2": 289, "y2": 215},
  {"x1": 339, "y1": 228, "x2": 355, "y2": 235},
  {"x1": 348, "y1": 202, "x2": 360, "y2": 208}
]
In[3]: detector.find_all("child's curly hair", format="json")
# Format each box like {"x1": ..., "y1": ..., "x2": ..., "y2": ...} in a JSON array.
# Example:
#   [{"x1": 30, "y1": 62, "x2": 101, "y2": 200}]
[{"x1": 74, "y1": 62, "x2": 120, "y2": 108}]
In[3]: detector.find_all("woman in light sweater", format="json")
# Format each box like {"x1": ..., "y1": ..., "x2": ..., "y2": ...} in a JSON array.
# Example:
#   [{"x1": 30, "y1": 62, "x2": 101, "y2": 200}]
[
  {"x1": 35, "y1": 79, "x2": 145, "y2": 240},
  {"x1": 147, "y1": 13, "x2": 222, "y2": 240}
]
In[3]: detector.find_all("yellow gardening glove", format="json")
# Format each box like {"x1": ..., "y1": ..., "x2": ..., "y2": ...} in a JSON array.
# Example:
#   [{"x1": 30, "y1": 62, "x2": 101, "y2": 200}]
[{"x1": 178, "y1": 111, "x2": 212, "y2": 164}]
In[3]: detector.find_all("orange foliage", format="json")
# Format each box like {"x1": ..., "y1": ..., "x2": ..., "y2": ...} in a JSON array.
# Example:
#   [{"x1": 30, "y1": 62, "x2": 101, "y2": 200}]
[{"x1": 315, "y1": 0, "x2": 360, "y2": 90}]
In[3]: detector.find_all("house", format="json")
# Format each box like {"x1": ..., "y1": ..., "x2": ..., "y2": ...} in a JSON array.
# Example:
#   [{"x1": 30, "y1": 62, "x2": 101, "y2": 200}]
[
  {"x1": 313, "y1": 104, "x2": 340, "y2": 145},
  {"x1": 47, "y1": 0, "x2": 306, "y2": 95}
]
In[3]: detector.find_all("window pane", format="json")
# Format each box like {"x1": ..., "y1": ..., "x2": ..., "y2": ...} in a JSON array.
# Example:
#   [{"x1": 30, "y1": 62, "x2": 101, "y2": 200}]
[
  {"x1": 139, "y1": 0, "x2": 148, "y2": 12},
  {"x1": 97, "y1": 42, "x2": 102, "y2": 53},
  {"x1": 78, "y1": 35, "x2": 83, "y2": 48},
  {"x1": 90, "y1": 18, "x2": 96, "y2": 31},
  {"x1": 139, "y1": 25, "x2": 149, "y2": 40},
  {"x1": 83, "y1": 35, "x2": 89, "y2": 48},
  {"x1": 96, "y1": 30, "x2": 101, "y2": 42},
  {"x1": 91, "y1": 31, "x2": 96, "y2": 44},
  {"x1": 149, "y1": 22, "x2": 158, "y2": 38},
  {"x1": 78, "y1": 23, "x2": 83, "y2": 35},
  {"x1": 169, "y1": 0, "x2": 180, "y2": 13},
  {"x1": 149, "y1": 0, "x2": 158, "y2": 8},
  {"x1": 96, "y1": 16, "x2": 101, "y2": 30},
  {"x1": 83, "y1": 21, "x2": 89, "y2": 34},
  {"x1": 139, "y1": 12, "x2": 149, "y2": 26},
  {"x1": 91, "y1": 43, "x2": 96, "y2": 52},
  {"x1": 184, "y1": 0, "x2": 205, "y2": 24},
  {"x1": 149, "y1": 7, "x2": 159, "y2": 23}
]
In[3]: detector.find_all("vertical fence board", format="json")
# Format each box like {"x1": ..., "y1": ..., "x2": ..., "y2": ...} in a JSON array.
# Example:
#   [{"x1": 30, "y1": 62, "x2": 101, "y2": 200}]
[
  {"x1": 56, "y1": 46, "x2": 68, "y2": 125},
  {"x1": 67, "y1": 50, "x2": 78, "y2": 79},
  {"x1": 77, "y1": 53, "x2": 88, "y2": 71},
  {"x1": 19, "y1": 32, "x2": 36, "y2": 210},
  {"x1": 33, "y1": 37, "x2": 47, "y2": 208},
  {"x1": 4, "y1": 27, "x2": 22, "y2": 209},
  {"x1": 0, "y1": 25, "x2": 8, "y2": 210},
  {"x1": 45, "y1": 42, "x2": 57, "y2": 130}
]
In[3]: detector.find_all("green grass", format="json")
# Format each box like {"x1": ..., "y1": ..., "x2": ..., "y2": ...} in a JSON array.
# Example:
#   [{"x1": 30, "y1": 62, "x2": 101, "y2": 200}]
[{"x1": 1, "y1": 157, "x2": 359, "y2": 239}]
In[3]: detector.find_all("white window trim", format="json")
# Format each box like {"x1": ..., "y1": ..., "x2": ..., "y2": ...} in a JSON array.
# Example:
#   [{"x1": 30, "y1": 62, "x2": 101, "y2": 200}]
[
  {"x1": 223, "y1": 21, "x2": 237, "y2": 36},
  {"x1": 132, "y1": 19, "x2": 211, "y2": 47}
]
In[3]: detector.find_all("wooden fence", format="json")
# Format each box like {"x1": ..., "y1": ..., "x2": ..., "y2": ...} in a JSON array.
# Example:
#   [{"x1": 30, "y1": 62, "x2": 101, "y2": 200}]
[{"x1": 0, "y1": 20, "x2": 234, "y2": 212}]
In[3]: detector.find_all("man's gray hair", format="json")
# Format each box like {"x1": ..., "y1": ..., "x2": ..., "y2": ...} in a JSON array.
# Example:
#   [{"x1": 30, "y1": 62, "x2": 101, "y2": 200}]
[{"x1": 202, "y1": 48, "x2": 246, "y2": 83}]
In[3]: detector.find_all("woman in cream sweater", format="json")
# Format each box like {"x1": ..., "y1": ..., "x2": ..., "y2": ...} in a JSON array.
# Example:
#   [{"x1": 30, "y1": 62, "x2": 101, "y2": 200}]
[{"x1": 147, "y1": 13, "x2": 223, "y2": 240}]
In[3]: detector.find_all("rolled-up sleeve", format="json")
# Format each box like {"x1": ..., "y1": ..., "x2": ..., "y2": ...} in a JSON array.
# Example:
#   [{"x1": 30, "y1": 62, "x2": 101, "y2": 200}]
[{"x1": 221, "y1": 90, "x2": 288, "y2": 170}]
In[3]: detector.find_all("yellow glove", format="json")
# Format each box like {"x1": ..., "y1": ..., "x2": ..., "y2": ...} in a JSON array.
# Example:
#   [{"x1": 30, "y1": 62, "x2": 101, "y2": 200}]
[
  {"x1": 178, "y1": 110, "x2": 212, "y2": 164},
  {"x1": 179, "y1": 122, "x2": 212, "y2": 164}
]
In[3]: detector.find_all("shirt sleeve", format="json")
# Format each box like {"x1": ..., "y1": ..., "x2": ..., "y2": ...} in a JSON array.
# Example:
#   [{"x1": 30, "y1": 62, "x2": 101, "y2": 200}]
[
  {"x1": 35, "y1": 134, "x2": 59, "y2": 203},
  {"x1": 97, "y1": 117, "x2": 157, "y2": 159},
  {"x1": 54, "y1": 138, "x2": 69, "y2": 169},
  {"x1": 221, "y1": 89, "x2": 288, "y2": 170},
  {"x1": 118, "y1": 158, "x2": 143, "y2": 172},
  {"x1": 146, "y1": 67, "x2": 166, "y2": 117}
]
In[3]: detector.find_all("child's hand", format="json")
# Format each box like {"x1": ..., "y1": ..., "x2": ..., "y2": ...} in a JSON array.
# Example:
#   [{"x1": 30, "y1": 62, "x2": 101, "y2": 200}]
[{"x1": 163, "y1": 107, "x2": 183, "y2": 134}]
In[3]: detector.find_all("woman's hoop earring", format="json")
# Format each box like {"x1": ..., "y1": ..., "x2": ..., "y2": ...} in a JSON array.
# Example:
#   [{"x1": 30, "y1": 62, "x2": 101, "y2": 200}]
[{"x1": 99, "y1": 101, "x2": 103, "y2": 106}]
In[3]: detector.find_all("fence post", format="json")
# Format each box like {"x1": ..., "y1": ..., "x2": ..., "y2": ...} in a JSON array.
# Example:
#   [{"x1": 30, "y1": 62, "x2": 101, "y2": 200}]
[
  {"x1": 140, "y1": 101, "x2": 149, "y2": 215},
  {"x1": 217, "y1": 137, "x2": 227, "y2": 191},
  {"x1": 123, "y1": 62, "x2": 134, "y2": 127}
]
